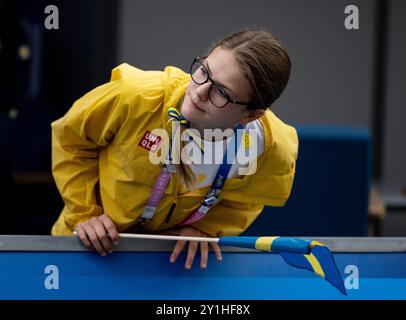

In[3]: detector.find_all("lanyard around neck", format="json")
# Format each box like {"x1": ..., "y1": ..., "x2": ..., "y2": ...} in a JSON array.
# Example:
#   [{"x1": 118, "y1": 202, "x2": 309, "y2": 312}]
[
  {"x1": 179, "y1": 122, "x2": 245, "y2": 225},
  {"x1": 140, "y1": 114, "x2": 245, "y2": 225}
]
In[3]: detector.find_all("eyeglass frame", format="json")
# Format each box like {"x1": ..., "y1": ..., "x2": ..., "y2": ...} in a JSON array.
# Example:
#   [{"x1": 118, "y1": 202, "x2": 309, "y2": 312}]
[{"x1": 189, "y1": 57, "x2": 253, "y2": 109}]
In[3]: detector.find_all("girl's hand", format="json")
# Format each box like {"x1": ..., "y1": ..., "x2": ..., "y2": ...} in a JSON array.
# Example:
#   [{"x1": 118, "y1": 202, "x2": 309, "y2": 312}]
[
  {"x1": 75, "y1": 214, "x2": 120, "y2": 256},
  {"x1": 167, "y1": 226, "x2": 222, "y2": 269}
]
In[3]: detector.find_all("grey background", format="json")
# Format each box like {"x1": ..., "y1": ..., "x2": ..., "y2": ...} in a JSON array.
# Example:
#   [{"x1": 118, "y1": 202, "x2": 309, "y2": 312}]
[
  {"x1": 383, "y1": 0, "x2": 406, "y2": 190},
  {"x1": 116, "y1": 0, "x2": 406, "y2": 235},
  {"x1": 2, "y1": 0, "x2": 404, "y2": 236},
  {"x1": 118, "y1": 0, "x2": 374, "y2": 127},
  {"x1": 117, "y1": 0, "x2": 405, "y2": 199}
]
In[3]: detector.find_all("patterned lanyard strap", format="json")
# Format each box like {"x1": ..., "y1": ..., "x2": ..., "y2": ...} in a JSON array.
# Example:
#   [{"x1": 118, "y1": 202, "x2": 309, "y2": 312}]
[
  {"x1": 179, "y1": 123, "x2": 244, "y2": 225},
  {"x1": 140, "y1": 107, "x2": 244, "y2": 226}
]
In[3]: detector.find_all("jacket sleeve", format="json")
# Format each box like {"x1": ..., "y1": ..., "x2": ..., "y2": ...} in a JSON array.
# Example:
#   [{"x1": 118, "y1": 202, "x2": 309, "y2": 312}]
[
  {"x1": 51, "y1": 77, "x2": 129, "y2": 231},
  {"x1": 190, "y1": 199, "x2": 264, "y2": 237}
]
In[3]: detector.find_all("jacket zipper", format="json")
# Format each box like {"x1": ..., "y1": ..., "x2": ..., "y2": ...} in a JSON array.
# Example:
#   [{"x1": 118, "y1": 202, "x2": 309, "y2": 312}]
[{"x1": 165, "y1": 202, "x2": 177, "y2": 223}]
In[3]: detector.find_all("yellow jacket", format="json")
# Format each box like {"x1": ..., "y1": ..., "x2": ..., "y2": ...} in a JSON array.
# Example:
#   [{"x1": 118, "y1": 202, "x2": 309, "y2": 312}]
[{"x1": 51, "y1": 63, "x2": 299, "y2": 237}]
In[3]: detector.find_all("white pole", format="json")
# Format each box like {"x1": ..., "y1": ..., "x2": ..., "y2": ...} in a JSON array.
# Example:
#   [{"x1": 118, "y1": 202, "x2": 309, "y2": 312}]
[
  {"x1": 73, "y1": 231, "x2": 219, "y2": 243},
  {"x1": 118, "y1": 233, "x2": 220, "y2": 243}
]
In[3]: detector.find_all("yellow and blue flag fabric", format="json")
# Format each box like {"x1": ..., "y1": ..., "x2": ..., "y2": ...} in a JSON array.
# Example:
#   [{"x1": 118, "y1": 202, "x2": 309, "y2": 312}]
[{"x1": 218, "y1": 236, "x2": 347, "y2": 296}]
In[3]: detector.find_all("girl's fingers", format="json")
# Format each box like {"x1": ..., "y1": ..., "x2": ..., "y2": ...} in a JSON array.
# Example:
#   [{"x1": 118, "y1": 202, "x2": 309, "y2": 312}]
[
  {"x1": 210, "y1": 242, "x2": 223, "y2": 261},
  {"x1": 85, "y1": 224, "x2": 106, "y2": 256},
  {"x1": 101, "y1": 215, "x2": 120, "y2": 245},
  {"x1": 170, "y1": 240, "x2": 187, "y2": 263},
  {"x1": 75, "y1": 225, "x2": 92, "y2": 248},
  {"x1": 169, "y1": 227, "x2": 221, "y2": 269},
  {"x1": 200, "y1": 241, "x2": 209, "y2": 268},
  {"x1": 185, "y1": 241, "x2": 198, "y2": 269},
  {"x1": 92, "y1": 219, "x2": 113, "y2": 253}
]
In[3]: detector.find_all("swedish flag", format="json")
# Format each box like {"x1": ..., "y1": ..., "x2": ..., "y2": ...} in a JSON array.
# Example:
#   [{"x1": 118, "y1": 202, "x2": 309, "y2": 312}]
[{"x1": 218, "y1": 236, "x2": 347, "y2": 296}]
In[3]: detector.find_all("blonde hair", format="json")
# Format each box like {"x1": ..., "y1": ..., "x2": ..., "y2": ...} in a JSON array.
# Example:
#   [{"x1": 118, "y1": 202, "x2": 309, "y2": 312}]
[
  {"x1": 207, "y1": 29, "x2": 291, "y2": 109},
  {"x1": 179, "y1": 29, "x2": 291, "y2": 189}
]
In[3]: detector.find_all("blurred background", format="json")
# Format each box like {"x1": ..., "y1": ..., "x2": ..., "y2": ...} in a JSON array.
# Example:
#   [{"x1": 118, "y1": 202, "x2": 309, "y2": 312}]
[{"x1": 0, "y1": 0, "x2": 405, "y2": 236}]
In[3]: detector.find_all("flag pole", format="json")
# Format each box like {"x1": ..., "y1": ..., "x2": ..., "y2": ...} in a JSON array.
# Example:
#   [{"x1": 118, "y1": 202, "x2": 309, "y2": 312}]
[
  {"x1": 73, "y1": 231, "x2": 219, "y2": 243},
  {"x1": 119, "y1": 233, "x2": 219, "y2": 243}
]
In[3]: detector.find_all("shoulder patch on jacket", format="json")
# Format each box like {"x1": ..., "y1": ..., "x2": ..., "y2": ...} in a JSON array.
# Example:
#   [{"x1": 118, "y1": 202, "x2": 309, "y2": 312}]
[{"x1": 260, "y1": 110, "x2": 299, "y2": 176}]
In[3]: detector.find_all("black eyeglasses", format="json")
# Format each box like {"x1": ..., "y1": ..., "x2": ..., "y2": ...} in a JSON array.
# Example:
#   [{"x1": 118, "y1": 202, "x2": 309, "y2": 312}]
[{"x1": 189, "y1": 57, "x2": 252, "y2": 109}]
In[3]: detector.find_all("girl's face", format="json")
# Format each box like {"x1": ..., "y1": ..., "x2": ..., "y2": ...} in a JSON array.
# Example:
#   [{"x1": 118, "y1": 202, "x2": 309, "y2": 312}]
[{"x1": 181, "y1": 47, "x2": 259, "y2": 133}]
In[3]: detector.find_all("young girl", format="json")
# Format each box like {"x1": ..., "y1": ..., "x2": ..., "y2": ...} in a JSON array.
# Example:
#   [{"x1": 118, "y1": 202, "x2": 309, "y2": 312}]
[{"x1": 51, "y1": 29, "x2": 298, "y2": 269}]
